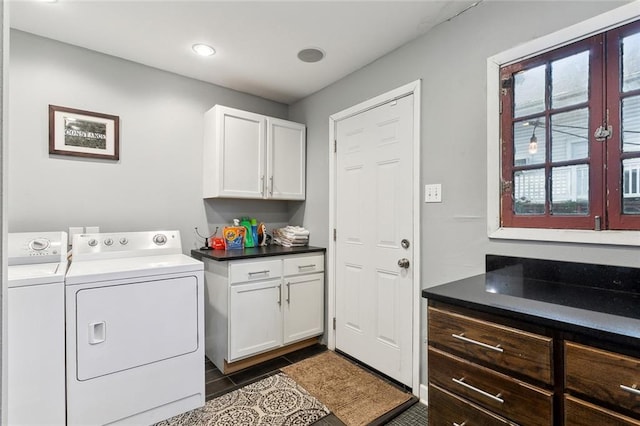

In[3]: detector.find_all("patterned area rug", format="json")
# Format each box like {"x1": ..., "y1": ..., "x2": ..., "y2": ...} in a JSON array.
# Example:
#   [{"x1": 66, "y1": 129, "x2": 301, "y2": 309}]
[{"x1": 155, "y1": 372, "x2": 329, "y2": 426}]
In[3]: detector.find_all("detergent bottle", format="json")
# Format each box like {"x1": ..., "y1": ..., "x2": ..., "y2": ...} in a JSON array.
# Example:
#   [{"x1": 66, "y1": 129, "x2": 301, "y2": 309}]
[{"x1": 240, "y1": 217, "x2": 254, "y2": 248}]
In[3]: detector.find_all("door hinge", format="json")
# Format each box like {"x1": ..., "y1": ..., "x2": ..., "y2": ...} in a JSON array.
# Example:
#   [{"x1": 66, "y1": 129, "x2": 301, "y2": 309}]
[
  {"x1": 501, "y1": 180, "x2": 513, "y2": 195},
  {"x1": 333, "y1": 317, "x2": 336, "y2": 330},
  {"x1": 333, "y1": 228, "x2": 336, "y2": 241},
  {"x1": 334, "y1": 139, "x2": 337, "y2": 153},
  {"x1": 499, "y1": 100, "x2": 503, "y2": 114}
]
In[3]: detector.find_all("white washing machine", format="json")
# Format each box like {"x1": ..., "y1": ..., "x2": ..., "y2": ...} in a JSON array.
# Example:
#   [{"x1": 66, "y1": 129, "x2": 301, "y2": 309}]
[
  {"x1": 65, "y1": 230, "x2": 204, "y2": 425},
  {"x1": 7, "y1": 231, "x2": 67, "y2": 426}
]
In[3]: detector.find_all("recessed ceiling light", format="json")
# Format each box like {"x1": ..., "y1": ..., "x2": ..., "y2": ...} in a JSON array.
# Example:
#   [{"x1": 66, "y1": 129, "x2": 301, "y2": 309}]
[
  {"x1": 192, "y1": 44, "x2": 215, "y2": 57},
  {"x1": 297, "y1": 48, "x2": 325, "y2": 63}
]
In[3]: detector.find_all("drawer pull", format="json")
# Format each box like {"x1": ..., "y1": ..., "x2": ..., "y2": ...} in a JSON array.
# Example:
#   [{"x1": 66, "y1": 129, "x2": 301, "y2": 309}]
[
  {"x1": 298, "y1": 264, "x2": 317, "y2": 270},
  {"x1": 451, "y1": 333, "x2": 504, "y2": 353},
  {"x1": 452, "y1": 377, "x2": 504, "y2": 404},
  {"x1": 453, "y1": 422, "x2": 467, "y2": 426},
  {"x1": 248, "y1": 270, "x2": 270, "y2": 277},
  {"x1": 620, "y1": 384, "x2": 640, "y2": 396}
]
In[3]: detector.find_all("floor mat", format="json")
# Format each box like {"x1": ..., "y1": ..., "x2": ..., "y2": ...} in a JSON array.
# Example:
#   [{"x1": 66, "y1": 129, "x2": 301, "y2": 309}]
[
  {"x1": 155, "y1": 372, "x2": 329, "y2": 426},
  {"x1": 281, "y1": 351, "x2": 413, "y2": 426}
]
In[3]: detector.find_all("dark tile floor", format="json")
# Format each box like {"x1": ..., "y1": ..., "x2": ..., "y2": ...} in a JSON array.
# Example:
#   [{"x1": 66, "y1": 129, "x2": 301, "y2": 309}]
[{"x1": 204, "y1": 344, "x2": 428, "y2": 425}]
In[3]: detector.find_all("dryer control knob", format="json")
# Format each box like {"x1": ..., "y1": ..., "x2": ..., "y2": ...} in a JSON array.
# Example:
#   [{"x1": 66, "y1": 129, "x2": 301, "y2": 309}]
[
  {"x1": 29, "y1": 238, "x2": 50, "y2": 251},
  {"x1": 119, "y1": 237, "x2": 128, "y2": 245},
  {"x1": 153, "y1": 234, "x2": 167, "y2": 246},
  {"x1": 88, "y1": 239, "x2": 98, "y2": 247},
  {"x1": 104, "y1": 238, "x2": 114, "y2": 246}
]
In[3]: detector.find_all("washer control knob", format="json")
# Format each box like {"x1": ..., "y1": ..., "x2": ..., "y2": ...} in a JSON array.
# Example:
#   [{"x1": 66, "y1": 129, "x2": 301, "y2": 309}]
[
  {"x1": 119, "y1": 237, "x2": 128, "y2": 245},
  {"x1": 153, "y1": 234, "x2": 167, "y2": 246},
  {"x1": 104, "y1": 238, "x2": 114, "y2": 246},
  {"x1": 29, "y1": 238, "x2": 50, "y2": 251},
  {"x1": 88, "y1": 239, "x2": 98, "y2": 247}
]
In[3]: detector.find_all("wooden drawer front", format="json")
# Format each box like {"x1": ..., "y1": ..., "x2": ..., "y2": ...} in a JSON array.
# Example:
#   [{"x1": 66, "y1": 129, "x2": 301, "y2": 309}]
[
  {"x1": 229, "y1": 259, "x2": 282, "y2": 284},
  {"x1": 565, "y1": 394, "x2": 640, "y2": 426},
  {"x1": 565, "y1": 341, "x2": 640, "y2": 415},
  {"x1": 429, "y1": 383, "x2": 513, "y2": 426},
  {"x1": 429, "y1": 346, "x2": 553, "y2": 426},
  {"x1": 283, "y1": 254, "x2": 324, "y2": 276},
  {"x1": 428, "y1": 306, "x2": 553, "y2": 384}
]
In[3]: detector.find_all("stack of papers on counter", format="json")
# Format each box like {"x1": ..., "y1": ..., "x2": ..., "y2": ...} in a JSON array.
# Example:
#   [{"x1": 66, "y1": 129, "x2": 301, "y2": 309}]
[{"x1": 273, "y1": 226, "x2": 309, "y2": 247}]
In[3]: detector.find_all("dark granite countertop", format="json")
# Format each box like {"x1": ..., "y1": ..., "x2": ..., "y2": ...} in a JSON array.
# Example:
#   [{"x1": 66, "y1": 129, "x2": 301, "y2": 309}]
[
  {"x1": 191, "y1": 245, "x2": 326, "y2": 262},
  {"x1": 422, "y1": 256, "x2": 640, "y2": 346}
]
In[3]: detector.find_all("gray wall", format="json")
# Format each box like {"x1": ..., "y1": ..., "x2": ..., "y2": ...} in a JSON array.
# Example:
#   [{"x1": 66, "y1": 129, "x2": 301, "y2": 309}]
[
  {"x1": 8, "y1": 30, "x2": 297, "y2": 251},
  {"x1": 288, "y1": 0, "x2": 637, "y2": 389},
  {"x1": 1, "y1": 2, "x2": 6, "y2": 421}
]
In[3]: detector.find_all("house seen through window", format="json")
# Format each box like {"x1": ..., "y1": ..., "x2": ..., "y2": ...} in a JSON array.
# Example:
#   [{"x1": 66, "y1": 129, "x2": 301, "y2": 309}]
[{"x1": 500, "y1": 19, "x2": 640, "y2": 231}]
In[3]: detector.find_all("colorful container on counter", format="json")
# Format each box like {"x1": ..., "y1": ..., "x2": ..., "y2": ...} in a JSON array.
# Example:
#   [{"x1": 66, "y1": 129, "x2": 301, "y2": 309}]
[{"x1": 222, "y1": 226, "x2": 245, "y2": 250}]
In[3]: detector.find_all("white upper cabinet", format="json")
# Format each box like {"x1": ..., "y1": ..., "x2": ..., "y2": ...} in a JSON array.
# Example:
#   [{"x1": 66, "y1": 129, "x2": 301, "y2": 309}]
[
  {"x1": 203, "y1": 105, "x2": 306, "y2": 200},
  {"x1": 266, "y1": 118, "x2": 306, "y2": 200}
]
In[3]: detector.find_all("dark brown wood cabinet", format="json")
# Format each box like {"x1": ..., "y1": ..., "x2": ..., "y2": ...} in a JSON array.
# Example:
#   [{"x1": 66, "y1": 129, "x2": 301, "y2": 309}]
[
  {"x1": 428, "y1": 304, "x2": 553, "y2": 425},
  {"x1": 428, "y1": 302, "x2": 640, "y2": 425},
  {"x1": 565, "y1": 341, "x2": 640, "y2": 421}
]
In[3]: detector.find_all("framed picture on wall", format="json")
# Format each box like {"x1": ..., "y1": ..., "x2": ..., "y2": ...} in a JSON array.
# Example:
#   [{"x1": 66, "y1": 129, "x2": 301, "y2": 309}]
[{"x1": 49, "y1": 105, "x2": 120, "y2": 160}]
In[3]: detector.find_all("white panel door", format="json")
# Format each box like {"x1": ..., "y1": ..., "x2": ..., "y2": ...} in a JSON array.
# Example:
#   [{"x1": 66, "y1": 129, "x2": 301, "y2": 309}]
[
  {"x1": 218, "y1": 107, "x2": 266, "y2": 198},
  {"x1": 267, "y1": 118, "x2": 306, "y2": 200},
  {"x1": 283, "y1": 272, "x2": 324, "y2": 344},
  {"x1": 229, "y1": 279, "x2": 282, "y2": 361},
  {"x1": 335, "y1": 95, "x2": 413, "y2": 386},
  {"x1": 75, "y1": 276, "x2": 199, "y2": 380}
]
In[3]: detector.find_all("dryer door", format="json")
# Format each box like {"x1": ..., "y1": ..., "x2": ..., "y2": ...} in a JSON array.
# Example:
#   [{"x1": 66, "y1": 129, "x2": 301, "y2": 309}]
[{"x1": 75, "y1": 276, "x2": 199, "y2": 381}]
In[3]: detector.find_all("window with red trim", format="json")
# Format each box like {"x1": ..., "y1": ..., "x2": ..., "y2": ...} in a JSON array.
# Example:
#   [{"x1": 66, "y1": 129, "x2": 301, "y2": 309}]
[{"x1": 500, "y1": 19, "x2": 640, "y2": 231}]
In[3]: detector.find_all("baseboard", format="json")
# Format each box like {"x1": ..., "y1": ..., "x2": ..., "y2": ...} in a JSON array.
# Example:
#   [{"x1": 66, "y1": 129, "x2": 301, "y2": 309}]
[{"x1": 419, "y1": 383, "x2": 428, "y2": 405}]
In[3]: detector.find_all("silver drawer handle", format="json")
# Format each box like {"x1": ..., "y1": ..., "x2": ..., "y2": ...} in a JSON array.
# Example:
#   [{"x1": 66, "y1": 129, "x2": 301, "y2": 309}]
[
  {"x1": 298, "y1": 264, "x2": 316, "y2": 270},
  {"x1": 452, "y1": 377, "x2": 504, "y2": 404},
  {"x1": 248, "y1": 270, "x2": 269, "y2": 277},
  {"x1": 452, "y1": 333, "x2": 504, "y2": 353},
  {"x1": 620, "y1": 384, "x2": 640, "y2": 396},
  {"x1": 453, "y1": 422, "x2": 467, "y2": 426}
]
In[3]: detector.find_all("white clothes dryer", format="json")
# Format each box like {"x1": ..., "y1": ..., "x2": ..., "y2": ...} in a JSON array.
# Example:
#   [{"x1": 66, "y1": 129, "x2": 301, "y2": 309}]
[
  {"x1": 65, "y1": 230, "x2": 204, "y2": 426},
  {"x1": 7, "y1": 231, "x2": 67, "y2": 426}
]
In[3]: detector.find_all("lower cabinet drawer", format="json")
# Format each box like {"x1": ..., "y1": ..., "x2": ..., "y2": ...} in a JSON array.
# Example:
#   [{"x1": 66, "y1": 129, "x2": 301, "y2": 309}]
[
  {"x1": 565, "y1": 341, "x2": 640, "y2": 416},
  {"x1": 429, "y1": 346, "x2": 553, "y2": 426},
  {"x1": 229, "y1": 259, "x2": 282, "y2": 284},
  {"x1": 428, "y1": 306, "x2": 553, "y2": 384},
  {"x1": 429, "y1": 383, "x2": 513, "y2": 426},
  {"x1": 565, "y1": 394, "x2": 640, "y2": 426}
]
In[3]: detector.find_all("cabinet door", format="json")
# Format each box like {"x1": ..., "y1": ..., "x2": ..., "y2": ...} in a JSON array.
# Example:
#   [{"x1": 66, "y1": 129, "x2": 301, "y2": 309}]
[
  {"x1": 266, "y1": 118, "x2": 306, "y2": 200},
  {"x1": 229, "y1": 279, "x2": 282, "y2": 361},
  {"x1": 204, "y1": 106, "x2": 266, "y2": 198},
  {"x1": 283, "y1": 272, "x2": 324, "y2": 344}
]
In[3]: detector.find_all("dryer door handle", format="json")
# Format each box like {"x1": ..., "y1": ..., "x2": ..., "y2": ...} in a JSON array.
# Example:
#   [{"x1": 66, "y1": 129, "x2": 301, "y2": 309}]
[{"x1": 88, "y1": 321, "x2": 106, "y2": 345}]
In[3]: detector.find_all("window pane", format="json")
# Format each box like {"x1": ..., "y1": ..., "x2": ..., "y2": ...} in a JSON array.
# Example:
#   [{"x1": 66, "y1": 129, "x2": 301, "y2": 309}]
[
  {"x1": 514, "y1": 118, "x2": 545, "y2": 165},
  {"x1": 551, "y1": 51, "x2": 589, "y2": 109},
  {"x1": 622, "y1": 32, "x2": 640, "y2": 92},
  {"x1": 551, "y1": 108, "x2": 589, "y2": 161},
  {"x1": 514, "y1": 169, "x2": 545, "y2": 215},
  {"x1": 623, "y1": 158, "x2": 640, "y2": 214},
  {"x1": 514, "y1": 65, "x2": 545, "y2": 118},
  {"x1": 622, "y1": 95, "x2": 640, "y2": 152},
  {"x1": 551, "y1": 165, "x2": 589, "y2": 215}
]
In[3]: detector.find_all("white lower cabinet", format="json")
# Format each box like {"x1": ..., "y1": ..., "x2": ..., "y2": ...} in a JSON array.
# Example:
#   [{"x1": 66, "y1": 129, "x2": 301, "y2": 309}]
[
  {"x1": 283, "y1": 273, "x2": 324, "y2": 344},
  {"x1": 203, "y1": 252, "x2": 324, "y2": 372},
  {"x1": 229, "y1": 279, "x2": 283, "y2": 361}
]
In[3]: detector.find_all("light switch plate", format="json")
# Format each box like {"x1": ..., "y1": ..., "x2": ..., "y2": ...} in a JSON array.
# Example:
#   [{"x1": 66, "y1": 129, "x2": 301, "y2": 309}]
[{"x1": 425, "y1": 184, "x2": 442, "y2": 203}]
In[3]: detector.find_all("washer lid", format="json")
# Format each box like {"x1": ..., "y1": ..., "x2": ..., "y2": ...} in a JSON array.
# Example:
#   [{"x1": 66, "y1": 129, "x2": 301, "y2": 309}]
[
  {"x1": 65, "y1": 254, "x2": 203, "y2": 285},
  {"x1": 8, "y1": 262, "x2": 66, "y2": 288}
]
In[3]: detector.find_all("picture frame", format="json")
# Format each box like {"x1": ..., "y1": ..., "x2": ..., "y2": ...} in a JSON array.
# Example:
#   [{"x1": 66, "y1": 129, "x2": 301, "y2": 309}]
[{"x1": 49, "y1": 105, "x2": 120, "y2": 160}]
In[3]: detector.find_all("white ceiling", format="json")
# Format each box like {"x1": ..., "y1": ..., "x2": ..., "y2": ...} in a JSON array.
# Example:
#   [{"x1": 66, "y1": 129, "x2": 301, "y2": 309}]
[{"x1": 9, "y1": 1, "x2": 479, "y2": 104}]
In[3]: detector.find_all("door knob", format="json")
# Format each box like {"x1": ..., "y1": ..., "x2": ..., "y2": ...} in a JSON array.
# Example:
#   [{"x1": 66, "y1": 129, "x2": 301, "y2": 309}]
[{"x1": 398, "y1": 258, "x2": 410, "y2": 269}]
